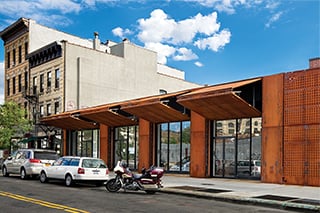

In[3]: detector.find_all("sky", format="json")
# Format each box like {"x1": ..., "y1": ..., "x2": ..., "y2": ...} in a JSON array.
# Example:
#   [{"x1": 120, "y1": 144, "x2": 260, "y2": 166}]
[{"x1": 0, "y1": 0, "x2": 319, "y2": 104}]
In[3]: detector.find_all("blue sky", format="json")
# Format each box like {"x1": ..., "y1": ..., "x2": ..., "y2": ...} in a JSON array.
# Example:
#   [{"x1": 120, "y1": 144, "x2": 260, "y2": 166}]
[{"x1": 0, "y1": 0, "x2": 319, "y2": 104}]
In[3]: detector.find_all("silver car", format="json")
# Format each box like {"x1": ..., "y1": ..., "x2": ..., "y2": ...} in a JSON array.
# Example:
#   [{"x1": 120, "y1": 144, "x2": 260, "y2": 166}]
[{"x1": 2, "y1": 149, "x2": 59, "y2": 179}]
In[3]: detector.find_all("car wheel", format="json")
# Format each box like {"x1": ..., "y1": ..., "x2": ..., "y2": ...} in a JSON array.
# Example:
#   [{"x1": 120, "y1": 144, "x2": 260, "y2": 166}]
[
  {"x1": 39, "y1": 171, "x2": 48, "y2": 183},
  {"x1": 2, "y1": 166, "x2": 9, "y2": 177},
  {"x1": 65, "y1": 174, "x2": 74, "y2": 187},
  {"x1": 20, "y1": 168, "x2": 28, "y2": 180}
]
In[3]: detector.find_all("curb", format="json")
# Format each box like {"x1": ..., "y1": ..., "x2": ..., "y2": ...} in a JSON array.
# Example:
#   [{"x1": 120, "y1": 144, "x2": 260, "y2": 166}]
[{"x1": 160, "y1": 188, "x2": 320, "y2": 212}]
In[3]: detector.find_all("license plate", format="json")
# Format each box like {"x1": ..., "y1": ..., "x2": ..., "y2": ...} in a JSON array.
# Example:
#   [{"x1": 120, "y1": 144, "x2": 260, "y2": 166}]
[{"x1": 45, "y1": 163, "x2": 51, "y2": 166}]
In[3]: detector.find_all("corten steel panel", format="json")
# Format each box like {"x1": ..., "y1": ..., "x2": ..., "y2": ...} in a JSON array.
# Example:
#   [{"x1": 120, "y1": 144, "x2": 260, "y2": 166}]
[
  {"x1": 306, "y1": 125, "x2": 320, "y2": 186},
  {"x1": 262, "y1": 74, "x2": 284, "y2": 128},
  {"x1": 190, "y1": 111, "x2": 208, "y2": 178},
  {"x1": 284, "y1": 88, "x2": 305, "y2": 108},
  {"x1": 304, "y1": 68, "x2": 320, "y2": 88},
  {"x1": 99, "y1": 124, "x2": 109, "y2": 166},
  {"x1": 283, "y1": 126, "x2": 306, "y2": 185},
  {"x1": 284, "y1": 70, "x2": 306, "y2": 90},
  {"x1": 177, "y1": 91, "x2": 261, "y2": 120},
  {"x1": 138, "y1": 119, "x2": 153, "y2": 171},
  {"x1": 62, "y1": 130, "x2": 67, "y2": 156},
  {"x1": 261, "y1": 127, "x2": 283, "y2": 184},
  {"x1": 284, "y1": 106, "x2": 304, "y2": 126},
  {"x1": 122, "y1": 102, "x2": 189, "y2": 123},
  {"x1": 305, "y1": 105, "x2": 320, "y2": 125},
  {"x1": 80, "y1": 108, "x2": 138, "y2": 127},
  {"x1": 305, "y1": 87, "x2": 320, "y2": 105}
]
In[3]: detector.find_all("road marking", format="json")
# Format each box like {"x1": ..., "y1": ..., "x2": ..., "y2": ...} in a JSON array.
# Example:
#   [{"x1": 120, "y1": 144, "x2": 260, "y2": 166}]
[{"x1": 0, "y1": 190, "x2": 90, "y2": 213}]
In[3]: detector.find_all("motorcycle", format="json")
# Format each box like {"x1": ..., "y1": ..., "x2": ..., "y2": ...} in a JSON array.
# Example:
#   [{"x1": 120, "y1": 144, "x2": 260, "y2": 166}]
[{"x1": 105, "y1": 161, "x2": 164, "y2": 194}]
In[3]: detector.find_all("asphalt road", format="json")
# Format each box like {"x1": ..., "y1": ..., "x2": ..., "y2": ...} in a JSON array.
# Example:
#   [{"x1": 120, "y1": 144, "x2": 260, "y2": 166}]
[{"x1": 0, "y1": 175, "x2": 297, "y2": 213}]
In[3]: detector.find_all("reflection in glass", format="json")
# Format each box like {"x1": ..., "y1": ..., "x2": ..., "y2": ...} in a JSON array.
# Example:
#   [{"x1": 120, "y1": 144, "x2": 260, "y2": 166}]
[
  {"x1": 158, "y1": 121, "x2": 190, "y2": 172},
  {"x1": 114, "y1": 126, "x2": 139, "y2": 170},
  {"x1": 213, "y1": 118, "x2": 261, "y2": 179}
]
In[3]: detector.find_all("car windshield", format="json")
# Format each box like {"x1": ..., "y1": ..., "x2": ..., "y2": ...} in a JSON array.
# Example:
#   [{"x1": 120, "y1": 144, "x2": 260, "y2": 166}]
[
  {"x1": 255, "y1": 161, "x2": 261, "y2": 166},
  {"x1": 82, "y1": 159, "x2": 107, "y2": 168},
  {"x1": 34, "y1": 152, "x2": 59, "y2": 160}
]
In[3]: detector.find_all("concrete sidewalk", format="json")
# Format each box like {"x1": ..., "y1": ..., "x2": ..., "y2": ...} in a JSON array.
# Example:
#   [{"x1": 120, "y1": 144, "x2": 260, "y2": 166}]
[{"x1": 160, "y1": 174, "x2": 320, "y2": 212}]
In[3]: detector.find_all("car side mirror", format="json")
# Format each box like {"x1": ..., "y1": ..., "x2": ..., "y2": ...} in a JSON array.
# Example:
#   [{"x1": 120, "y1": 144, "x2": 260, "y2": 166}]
[{"x1": 7, "y1": 156, "x2": 12, "y2": 160}]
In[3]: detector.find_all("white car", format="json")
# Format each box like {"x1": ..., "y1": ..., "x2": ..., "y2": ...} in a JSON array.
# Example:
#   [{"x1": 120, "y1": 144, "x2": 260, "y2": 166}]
[
  {"x1": 39, "y1": 156, "x2": 109, "y2": 186},
  {"x1": 2, "y1": 149, "x2": 59, "y2": 179}
]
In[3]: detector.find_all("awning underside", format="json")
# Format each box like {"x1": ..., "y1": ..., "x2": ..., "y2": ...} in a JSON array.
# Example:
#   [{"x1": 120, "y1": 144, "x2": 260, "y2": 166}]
[
  {"x1": 177, "y1": 91, "x2": 261, "y2": 120},
  {"x1": 122, "y1": 102, "x2": 189, "y2": 123},
  {"x1": 41, "y1": 116, "x2": 98, "y2": 130},
  {"x1": 79, "y1": 109, "x2": 138, "y2": 127}
]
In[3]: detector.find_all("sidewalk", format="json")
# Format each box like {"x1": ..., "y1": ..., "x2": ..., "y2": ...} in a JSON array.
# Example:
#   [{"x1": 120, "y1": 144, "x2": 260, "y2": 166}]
[{"x1": 160, "y1": 174, "x2": 320, "y2": 212}]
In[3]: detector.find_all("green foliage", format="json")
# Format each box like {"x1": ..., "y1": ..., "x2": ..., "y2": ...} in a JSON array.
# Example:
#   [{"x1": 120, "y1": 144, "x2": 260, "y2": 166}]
[{"x1": 0, "y1": 101, "x2": 32, "y2": 149}]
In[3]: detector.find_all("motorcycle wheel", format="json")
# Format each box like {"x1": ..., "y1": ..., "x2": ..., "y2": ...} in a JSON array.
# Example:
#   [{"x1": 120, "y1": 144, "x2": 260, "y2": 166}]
[{"x1": 105, "y1": 178, "x2": 121, "y2": 192}]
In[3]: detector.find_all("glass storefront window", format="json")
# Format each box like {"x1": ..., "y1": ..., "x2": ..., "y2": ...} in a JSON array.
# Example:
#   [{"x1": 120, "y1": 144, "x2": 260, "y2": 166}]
[
  {"x1": 158, "y1": 121, "x2": 190, "y2": 173},
  {"x1": 114, "y1": 126, "x2": 139, "y2": 170},
  {"x1": 213, "y1": 118, "x2": 261, "y2": 179}
]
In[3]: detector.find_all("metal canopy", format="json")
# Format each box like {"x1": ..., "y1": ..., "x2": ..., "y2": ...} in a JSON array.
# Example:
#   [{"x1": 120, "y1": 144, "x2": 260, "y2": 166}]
[
  {"x1": 177, "y1": 78, "x2": 262, "y2": 120},
  {"x1": 41, "y1": 113, "x2": 98, "y2": 130},
  {"x1": 79, "y1": 106, "x2": 138, "y2": 127},
  {"x1": 121, "y1": 90, "x2": 192, "y2": 123}
]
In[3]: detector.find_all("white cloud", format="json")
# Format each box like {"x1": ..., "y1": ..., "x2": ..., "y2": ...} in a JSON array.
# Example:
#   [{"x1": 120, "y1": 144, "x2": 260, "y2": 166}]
[
  {"x1": 137, "y1": 9, "x2": 230, "y2": 64},
  {"x1": 194, "y1": 29, "x2": 231, "y2": 51},
  {"x1": 112, "y1": 27, "x2": 132, "y2": 38},
  {"x1": 0, "y1": 62, "x2": 4, "y2": 104},
  {"x1": 144, "y1": 42, "x2": 176, "y2": 64},
  {"x1": 265, "y1": 11, "x2": 283, "y2": 28},
  {"x1": 173, "y1": 48, "x2": 198, "y2": 61},
  {"x1": 0, "y1": 0, "x2": 79, "y2": 27},
  {"x1": 194, "y1": 61, "x2": 203, "y2": 67}
]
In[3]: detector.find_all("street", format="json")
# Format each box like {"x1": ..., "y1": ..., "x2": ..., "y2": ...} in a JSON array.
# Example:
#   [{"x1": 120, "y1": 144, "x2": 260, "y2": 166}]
[{"x1": 0, "y1": 175, "x2": 296, "y2": 213}]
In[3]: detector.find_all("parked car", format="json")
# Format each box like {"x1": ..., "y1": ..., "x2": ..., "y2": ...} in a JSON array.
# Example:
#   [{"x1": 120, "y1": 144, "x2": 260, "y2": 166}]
[
  {"x1": 226, "y1": 160, "x2": 261, "y2": 176},
  {"x1": 39, "y1": 156, "x2": 109, "y2": 187},
  {"x1": 2, "y1": 149, "x2": 59, "y2": 179}
]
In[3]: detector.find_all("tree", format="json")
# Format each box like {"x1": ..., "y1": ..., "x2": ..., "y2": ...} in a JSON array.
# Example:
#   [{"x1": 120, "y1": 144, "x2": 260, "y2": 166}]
[{"x1": 0, "y1": 101, "x2": 32, "y2": 149}]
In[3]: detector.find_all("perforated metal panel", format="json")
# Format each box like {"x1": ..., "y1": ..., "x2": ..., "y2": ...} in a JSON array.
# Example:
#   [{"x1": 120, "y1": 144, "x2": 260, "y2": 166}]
[{"x1": 283, "y1": 69, "x2": 320, "y2": 186}]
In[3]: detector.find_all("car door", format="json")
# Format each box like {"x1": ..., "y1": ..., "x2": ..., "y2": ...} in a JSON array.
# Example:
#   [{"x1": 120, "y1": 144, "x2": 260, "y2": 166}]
[
  {"x1": 55, "y1": 158, "x2": 72, "y2": 180},
  {"x1": 46, "y1": 157, "x2": 63, "y2": 179},
  {"x1": 4, "y1": 151, "x2": 17, "y2": 173},
  {"x1": 12, "y1": 151, "x2": 27, "y2": 174}
]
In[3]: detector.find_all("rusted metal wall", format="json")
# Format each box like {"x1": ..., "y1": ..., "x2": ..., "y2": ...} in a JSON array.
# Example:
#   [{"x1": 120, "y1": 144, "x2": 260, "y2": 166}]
[
  {"x1": 138, "y1": 119, "x2": 153, "y2": 172},
  {"x1": 99, "y1": 124, "x2": 109, "y2": 167},
  {"x1": 190, "y1": 111, "x2": 208, "y2": 177},
  {"x1": 261, "y1": 73, "x2": 284, "y2": 183},
  {"x1": 283, "y1": 68, "x2": 320, "y2": 186}
]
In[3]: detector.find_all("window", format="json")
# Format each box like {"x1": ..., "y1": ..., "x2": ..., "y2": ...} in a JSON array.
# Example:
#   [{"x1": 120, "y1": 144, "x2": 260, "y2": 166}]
[
  {"x1": 24, "y1": 71, "x2": 28, "y2": 91},
  {"x1": 7, "y1": 79, "x2": 10, "y2": 96},
  {"x1": 47, "y1": 71, "x2": 51, "y2": 89},
  {"x1": 24, "y1": 42, "x2": 28, "y2": 59},
  {"x1": 40, "y1": 105, "x2": 44, "y2": 117},
  {"x1": 12, "y1": 77, "x2": 16, "y2": 94},
  {"x1": 18, "y1": 46, "x2": 22, "y2": 63},
  {"x1": 55, "y1": 68, "x2": 60, "y2": 88},
  {"x1": 33, "y1": 76, "x2": 37, "y2": 95},
  {"x1": 54, "y1": 101, "x2": 59, "y2": 114},
  {"x1": 40, "y1": 74, "x2": 44, "y2": 93},
  {"x1": 6, "y1": 51, "x2": 10, "y2": 68},
  {"x1": 12, "y1": 49, "x2": 16, "y2": 66},
  {"x1": 158, "y1": 121, "x2": 190, "y2": 173},
  {"x1": 47, "y1": 103, "x2": 51, "y2": 116},
  {"x1": 18, "y1": 74, "x2": 22, "y2": 92}
]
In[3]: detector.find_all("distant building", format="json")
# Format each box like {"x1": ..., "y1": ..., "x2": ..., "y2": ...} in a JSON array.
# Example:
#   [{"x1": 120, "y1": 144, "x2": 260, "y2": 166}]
[{"x1": 0, "y1": 18, "x2": 200, "y2": 149}]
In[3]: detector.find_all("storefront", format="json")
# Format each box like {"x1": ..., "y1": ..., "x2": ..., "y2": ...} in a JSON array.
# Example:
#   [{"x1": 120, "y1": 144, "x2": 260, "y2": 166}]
[{"x1": 41, "y1": 62, "x2": 320, "y2": 186}]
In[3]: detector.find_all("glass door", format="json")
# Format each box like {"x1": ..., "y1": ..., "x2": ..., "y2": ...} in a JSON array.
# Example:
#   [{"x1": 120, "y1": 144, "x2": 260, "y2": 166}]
[{"x1": 213, "y1": 137, "x2": 236, "y2": 177}]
